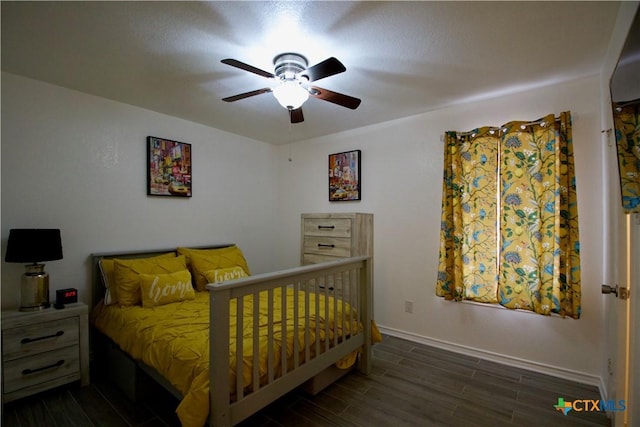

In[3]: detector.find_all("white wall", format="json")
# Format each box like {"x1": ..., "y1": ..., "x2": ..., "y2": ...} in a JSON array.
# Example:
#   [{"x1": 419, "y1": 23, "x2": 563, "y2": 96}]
[
  {"x1": 0, "y1": 70, "x2": 609, "y2": 383},
  {"x1": 276, "y1": 75, "x2": 606, "y2": 382},
  {"x1": 1, "y1": 72, "x2": 280, "y2": 310}
]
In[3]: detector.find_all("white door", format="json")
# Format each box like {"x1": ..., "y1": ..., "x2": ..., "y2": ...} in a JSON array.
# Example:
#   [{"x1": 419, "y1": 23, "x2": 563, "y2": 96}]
[
  {"x1": 601, "y1": 109, "x2": 635, "y2": 427},
  {"x1": 605, "y1": 134, "x2": 637, "y2": 427},
  {"x1": 610, "y1": 213, "x2": 635, "y2": 427},
  {"x1": 628, "y1": 214, "x2": 639, "y2": 426}
]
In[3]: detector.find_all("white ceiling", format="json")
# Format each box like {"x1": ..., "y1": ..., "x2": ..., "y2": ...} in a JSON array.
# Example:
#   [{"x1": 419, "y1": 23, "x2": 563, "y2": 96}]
[{"x1": 1, "y1": 1, "x2": 622, "y2": 145}]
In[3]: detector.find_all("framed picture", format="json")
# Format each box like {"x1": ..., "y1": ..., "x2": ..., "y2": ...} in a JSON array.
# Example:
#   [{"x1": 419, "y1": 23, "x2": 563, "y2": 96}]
[
  {"x1": 329, "y1": 149, "x2": 361, "y2": 201},
  {"x1": 147, "y1": 136, "x2": 192, "y2": 197}
]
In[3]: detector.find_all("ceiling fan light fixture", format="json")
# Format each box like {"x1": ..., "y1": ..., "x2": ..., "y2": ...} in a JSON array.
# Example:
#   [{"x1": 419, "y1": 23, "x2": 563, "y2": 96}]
[
  {"x1": 273, "y1": 80, "x2": 309, "y2": 110},
  {"x1": 221, "y1": 52, "x2": 359, "y2": 123}
]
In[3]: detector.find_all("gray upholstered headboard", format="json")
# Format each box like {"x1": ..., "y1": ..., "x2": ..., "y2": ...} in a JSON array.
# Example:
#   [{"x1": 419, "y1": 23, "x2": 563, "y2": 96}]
[{"x1": 89, "y1": 243, "x2": 234, "y2": 311}]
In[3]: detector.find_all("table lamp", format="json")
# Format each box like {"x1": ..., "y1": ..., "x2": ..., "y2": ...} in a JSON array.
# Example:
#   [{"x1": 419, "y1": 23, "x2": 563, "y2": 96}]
[{"x1": 5, "y1": 229, "x2": 63, "y2": 311}]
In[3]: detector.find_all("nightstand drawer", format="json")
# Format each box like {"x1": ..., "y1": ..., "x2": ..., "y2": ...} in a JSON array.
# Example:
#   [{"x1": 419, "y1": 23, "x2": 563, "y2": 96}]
[
  {"x1": 303, "y1": 236, "x2": 351, "y2": 257},
  {"x1": 2, "y1": 317, "x2": 79, "y2": 360},
  {"x1": 303, "y1": 218, "x2": 352, "y2": 238},
  {"x1": 2, "y1": 345, "x2": 80, "y2": 394}
]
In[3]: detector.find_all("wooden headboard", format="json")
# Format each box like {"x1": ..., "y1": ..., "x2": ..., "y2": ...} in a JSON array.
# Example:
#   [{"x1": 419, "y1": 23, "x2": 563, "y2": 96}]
[{"x1": 90, "y1": 244, "x2": 234, "y2": 311}]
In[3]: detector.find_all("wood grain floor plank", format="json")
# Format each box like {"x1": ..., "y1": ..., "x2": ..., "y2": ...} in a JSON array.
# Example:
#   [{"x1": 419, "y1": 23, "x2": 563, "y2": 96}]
[
  {"x1": 399, "y1": 353, "x2": 477, "y2": 378},
  {"x1": 519, "y1": 372, "x2": 602, "y2": 398},
  {"x1": 363, "y1": 382, "x2": 457, "y2": 423},
  {"x1": 297, "y1": 388, "x2": 351, "y2": 415},
  {"x1": 289, "y1": 398, "x2": 360, "y2": 427},
  {"x1": 41, "y1": 389, "x2": 93, "y2": 427},
  {"x1": 472, "y1": 360, "x2": 527, "y2": 381},
  {"x1": 1, "y1": 335, "x2": 611, "y2": 427},
  {"x1": 2, "y1": 405, "x2": 24, "y2": 427},
  {"x1": 410, "y1": 345, "x2": 481, "y2": 368},
  {"x1": 135, "y1": 417, "x2": 172, "y2": 427},
  {"x1": 365, "y1": 369, "x2": 462, "y2": 410},
  {"x1": 340, "y1": 393, "x2": 442, "y2": 427},
  {"x1": 92, "y1": 375, "x2": 157, "y2": 425},
  {"x1": 462, "y1": 380, "x2": 520, "y2": 401},
  {"x1": 69, "y1": 384, "x2": 129, "y2": 427},
  {"x1": 372, "y1": 347, "x2": 404, "y2": 364},
  {"x1": 375, "y1": 335, "x2": 416, "y2": 352},
  {"x1": 12, "y1": 397, "x2": 57, "y2": 427},
  {"x1": 451, "y1": 404, "x2": 515, "y2": 427}
]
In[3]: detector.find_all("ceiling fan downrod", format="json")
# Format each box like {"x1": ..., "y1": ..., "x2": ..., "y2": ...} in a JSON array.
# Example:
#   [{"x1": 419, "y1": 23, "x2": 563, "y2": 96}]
[{"x1": 273, "y1": 53, "x2": 308, "y2": 81}]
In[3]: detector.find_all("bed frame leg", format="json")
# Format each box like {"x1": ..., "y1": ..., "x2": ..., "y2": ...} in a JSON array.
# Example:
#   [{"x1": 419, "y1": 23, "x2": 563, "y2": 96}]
[{"x1": 357, "y1": 257, "x2": 373, "y2": 375}]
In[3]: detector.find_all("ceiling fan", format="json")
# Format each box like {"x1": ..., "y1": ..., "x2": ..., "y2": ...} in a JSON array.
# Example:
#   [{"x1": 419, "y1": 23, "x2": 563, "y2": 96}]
[{"x1": 221, "y1": 53, "x2": 361, "y2": 123}]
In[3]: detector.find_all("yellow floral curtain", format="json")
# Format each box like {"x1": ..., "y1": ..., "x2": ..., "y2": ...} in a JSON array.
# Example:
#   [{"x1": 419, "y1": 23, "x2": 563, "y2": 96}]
[
  {"x1": 613, "y1": 100, "x2": 640, "y2": 213},
  {"x1": 436, "y1": 112, "x2": 581, "y2": 318},
  {"x1": 436, "y1": 128, "x2": 498, "y2": 303}
]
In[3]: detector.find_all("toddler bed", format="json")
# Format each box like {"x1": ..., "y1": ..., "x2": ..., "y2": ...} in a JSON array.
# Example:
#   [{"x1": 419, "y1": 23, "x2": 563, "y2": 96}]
[{"x1": 90, "y1": 244, "x2": 377, "y2": 427}]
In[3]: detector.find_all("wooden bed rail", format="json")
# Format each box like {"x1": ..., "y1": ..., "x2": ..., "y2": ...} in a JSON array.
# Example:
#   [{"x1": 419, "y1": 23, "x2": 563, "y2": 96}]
[{"x1": 207, "y1": 256, "x2": 372, "y2": 427}]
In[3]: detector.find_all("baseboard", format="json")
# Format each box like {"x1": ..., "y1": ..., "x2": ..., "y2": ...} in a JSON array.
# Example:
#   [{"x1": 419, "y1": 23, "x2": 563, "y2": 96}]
[
  {"x1": 598, "y1": 377, "x2": 609, "y2": 407},
  {"x1": 377, "y1": 325, "x2": 603, "y2": 390}
]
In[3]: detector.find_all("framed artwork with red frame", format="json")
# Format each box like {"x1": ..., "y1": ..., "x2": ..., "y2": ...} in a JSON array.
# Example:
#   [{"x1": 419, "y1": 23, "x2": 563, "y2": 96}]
[
  {"x1": 147, "y1": 136, "x2": 192, "y2": 197},
  {"x1": 329, "y1": 150, "x2": 361, "y2": 201}
]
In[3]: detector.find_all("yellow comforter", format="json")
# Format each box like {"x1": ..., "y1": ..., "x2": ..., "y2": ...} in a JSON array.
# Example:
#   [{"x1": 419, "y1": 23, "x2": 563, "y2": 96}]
[{"x1": 92, "y1": 289, "x2": 380, "y2": 427}]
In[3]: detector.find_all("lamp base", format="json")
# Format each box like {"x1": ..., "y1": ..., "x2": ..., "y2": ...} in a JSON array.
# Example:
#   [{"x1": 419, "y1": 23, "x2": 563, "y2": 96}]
[{"x1": 20, "y1": 264, "x2": 51, "y2": 312}]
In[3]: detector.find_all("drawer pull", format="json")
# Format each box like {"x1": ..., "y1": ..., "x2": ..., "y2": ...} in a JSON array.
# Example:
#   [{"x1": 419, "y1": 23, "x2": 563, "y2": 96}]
[
  {"x1": 317, "y1": 225, "x2": 335, "y2": 230},
  {"x1": 21, "y1": 330, "x2": 64, "y2": 344},
  {"x1": 22, "y1": 360, "x2": 65, "y2": 376},
  {"x1": 317, "y1": 243, "x2": 335, "y2": 248}
]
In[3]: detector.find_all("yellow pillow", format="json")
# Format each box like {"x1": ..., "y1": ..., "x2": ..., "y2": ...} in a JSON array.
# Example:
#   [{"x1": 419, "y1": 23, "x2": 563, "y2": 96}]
[
  {"x1": 139, "y1": 270, "x2": 195, "y2": 308},
  {"x1": 100, "y1": 252, "x2": 176, "y2": 305},
  {"x1": 114, "y1": 254, "x2": 186, "y2": 306},
  {"x1": 177, "y1": 246, "x2": 250, "y2": 291},
  {"x1": 204, "y1": 266, "x2": 248, "y2": 284}
]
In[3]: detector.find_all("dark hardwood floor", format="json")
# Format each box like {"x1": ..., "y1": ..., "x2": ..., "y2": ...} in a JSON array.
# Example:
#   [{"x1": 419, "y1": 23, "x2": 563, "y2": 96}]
[{"x1": 2, "y1": 335, "x2": 611, "y2": 426}]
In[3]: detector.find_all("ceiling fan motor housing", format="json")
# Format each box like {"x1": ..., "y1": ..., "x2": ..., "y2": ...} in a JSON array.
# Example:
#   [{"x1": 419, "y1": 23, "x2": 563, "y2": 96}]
[{"x1": 274, "y1": 53, "x2": 308, "y2": 81}]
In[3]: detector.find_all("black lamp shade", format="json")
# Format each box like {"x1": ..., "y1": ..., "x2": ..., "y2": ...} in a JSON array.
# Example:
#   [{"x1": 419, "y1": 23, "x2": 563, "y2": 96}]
[{"x1": 5, "y1": 229, "x2": 63, "y2": 264}]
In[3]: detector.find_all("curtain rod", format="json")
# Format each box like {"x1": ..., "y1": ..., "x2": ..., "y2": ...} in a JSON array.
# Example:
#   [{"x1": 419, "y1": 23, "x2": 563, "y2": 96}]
[
  {"x1": 613, "y1": 98, "x2": 640, "y2": 109},
  {"x1": 451, "y1": 116, "x2": 562, "y2": 138}
]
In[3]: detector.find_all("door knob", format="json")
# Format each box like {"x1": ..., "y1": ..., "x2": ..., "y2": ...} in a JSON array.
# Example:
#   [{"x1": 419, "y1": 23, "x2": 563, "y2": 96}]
[
  {"x1": 602, "y1": 284, "x2": 630, "y2": 300},
  {"x1": 601, "y1": 284, "x2": 618, "y2": 296}
]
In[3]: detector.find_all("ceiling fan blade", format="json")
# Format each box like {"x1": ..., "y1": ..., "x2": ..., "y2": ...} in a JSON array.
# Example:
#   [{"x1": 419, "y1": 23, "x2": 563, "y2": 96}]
[
  {"x1": 222, "y1": 88, "x2": 272, "y2": 102},
  {"x1": 289, "y1": 107, "x2": 304, "y2": 123},
  {"x1": 221, "y1": 58, "x2": 275, "y2": 79},
  {"x1": 299, "y1": 57, "x2": 346, "y2": 82},
  {"x1": 308, "y1": 86, "x2": 361, "y2": 110}
]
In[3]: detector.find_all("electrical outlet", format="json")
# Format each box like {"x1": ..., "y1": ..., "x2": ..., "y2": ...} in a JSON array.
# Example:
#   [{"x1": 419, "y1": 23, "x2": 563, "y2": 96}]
[
  {"x1": 405, "y1": 300, "x2": 413, "y2": 313},
  {"x1": 608, "y1": 358, "x2": 614, "y2": 376}
]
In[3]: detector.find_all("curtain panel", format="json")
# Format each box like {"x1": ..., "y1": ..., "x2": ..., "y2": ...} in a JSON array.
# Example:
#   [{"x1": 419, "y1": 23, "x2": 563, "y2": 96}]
[
  {"x1": 436, "y1": 129, "x2": 499, "y2": 303},
  {"x1": 613, "y1": 100, "x2": 640, "y2": 213},
  {"x1": 436, "y1": 112, "x2": 581, "y2": 318}
]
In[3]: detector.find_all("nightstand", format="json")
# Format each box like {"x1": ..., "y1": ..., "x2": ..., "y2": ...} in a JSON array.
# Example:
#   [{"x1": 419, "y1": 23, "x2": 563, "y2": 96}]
[{"x1": 1, "y1": 303, "x2": 90, "y2": 403}]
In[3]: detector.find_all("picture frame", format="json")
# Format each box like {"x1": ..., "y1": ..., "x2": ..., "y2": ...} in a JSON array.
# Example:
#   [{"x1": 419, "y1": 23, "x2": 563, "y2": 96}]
[
  {"x1": 147, "y1": 136, "x2": 192, "y2": 197},
  {"x1": 329, "y1": 149, "x2": 361, "y2": 201}
]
